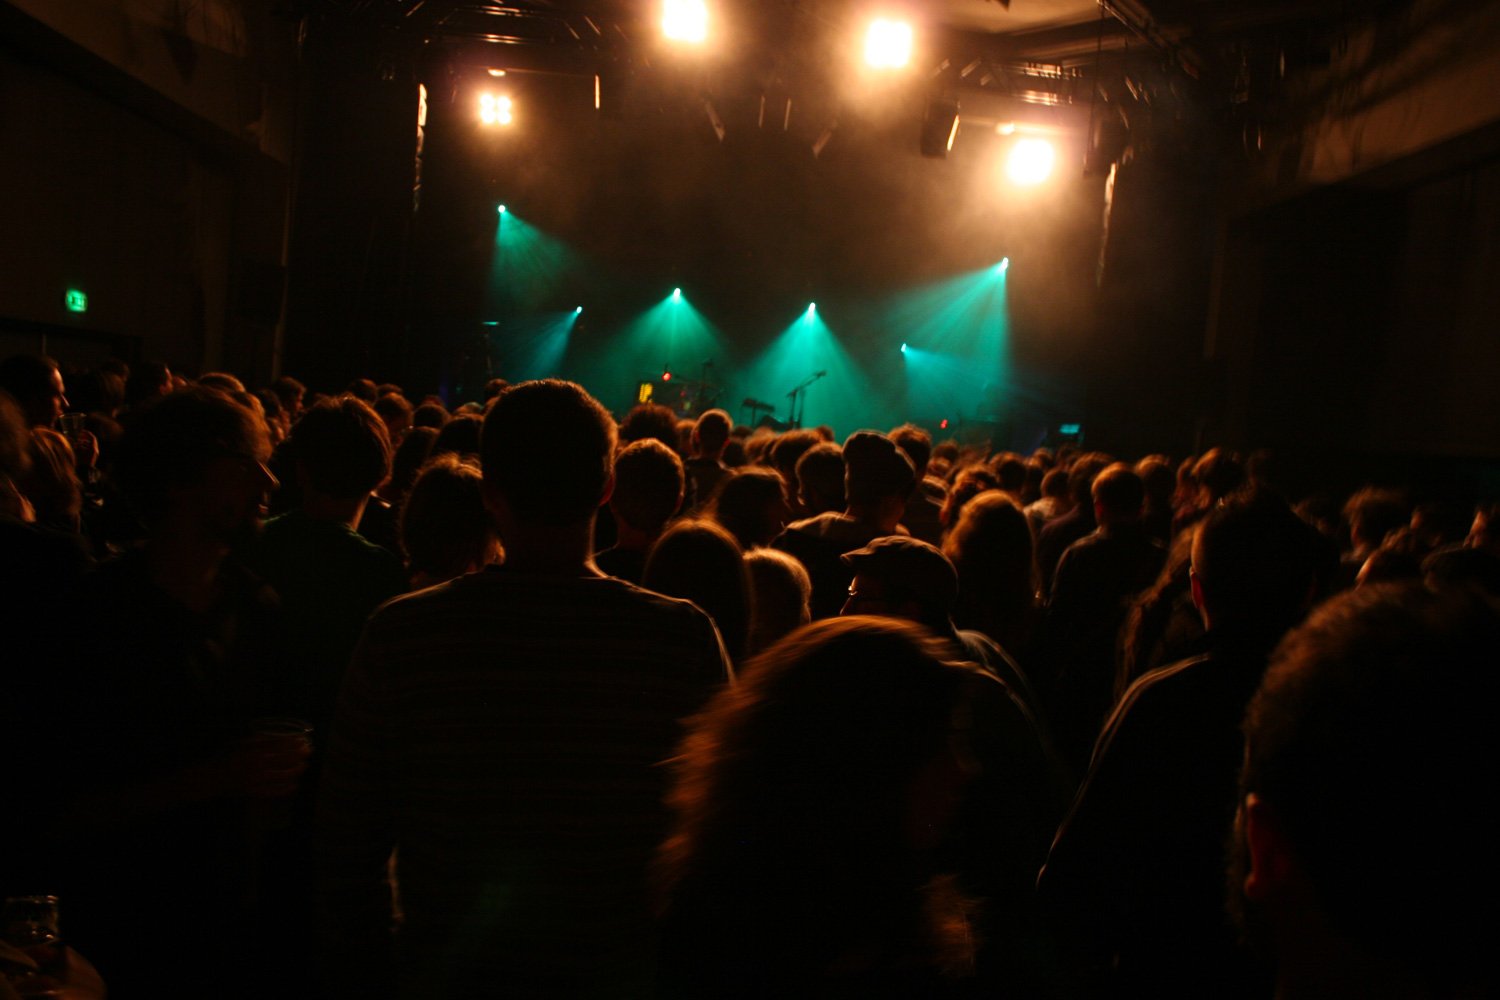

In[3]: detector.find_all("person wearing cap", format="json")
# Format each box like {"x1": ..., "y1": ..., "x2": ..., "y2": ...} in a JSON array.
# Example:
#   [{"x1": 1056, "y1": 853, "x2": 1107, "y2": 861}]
[
  {"x1": 773, "y1": 430, "x2": 915, "y2": 619},
  {"x1": 840, "y1": 534, "x2": 1069, "y2": 992}
]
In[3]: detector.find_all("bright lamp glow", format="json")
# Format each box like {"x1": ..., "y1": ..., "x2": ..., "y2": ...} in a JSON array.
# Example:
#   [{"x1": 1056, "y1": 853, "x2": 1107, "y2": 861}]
[
  {"x1": 497, "y1": 204, "x2": 507, "y2": 214},
  {"x1": 807, "y1": 302, "x2": 817, "y2": 314},
  {"x1": 1007, "y1": 138, "x2": 1055, "y2": 185},
  {"x1": 662, "y1": 0, "x2": 708, "y2": 43},
  {"x1": 672, "y1": 287, "x2": 683, "y2": 301},
  {"x1": 998, "y1": 257, "x2": 1009, "y2": 272},
  {"x1": 865, "y1": 19, "x2": 913, "y2": 69},
  {"x1": 479, "y1": 93, "x2": 513, "y2": 126}
]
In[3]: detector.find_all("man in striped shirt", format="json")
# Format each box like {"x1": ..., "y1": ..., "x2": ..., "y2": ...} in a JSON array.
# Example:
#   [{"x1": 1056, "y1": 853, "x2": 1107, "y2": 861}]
[{"x1": 317, "y1": 380, "x2": 732, "y2": 998}]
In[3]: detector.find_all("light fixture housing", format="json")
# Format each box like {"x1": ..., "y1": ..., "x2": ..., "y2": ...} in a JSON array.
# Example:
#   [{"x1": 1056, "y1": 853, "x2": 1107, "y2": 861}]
[
  {"x1": 864, "y1": 18, "x2": 913, "y2": 69},
  {"x1": 1007, "y1": 138, "x2": 1056, "y2": 185},
  {"x1": 479, "y1": 92, "x2": 514, "y2": 126},
  {"x1": 920, "y1": 98, "x2": 959, "y2": 158},
  {"x1": 662, "y1": 0, "x2": 708, "y2": 43}
]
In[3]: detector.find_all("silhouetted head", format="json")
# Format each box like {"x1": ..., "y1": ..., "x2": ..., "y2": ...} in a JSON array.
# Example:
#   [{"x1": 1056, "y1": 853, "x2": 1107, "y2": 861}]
[
  {"x1": 400, "y1": 453, "x2": 501, "y2": 582},
  {"x1": 743, "y1": 548, "x2": 812, "y2": 656},
  {"x1": 889, "y1": 423, "x2": 933, "y2": 479},
  {"x1": 842, "y1": 431, "x2": 915, "y2": 510},
  {"x1": 0, "y1": 355, "x2": 66, "y2": 429},
  {"x1": 1233, "y1": 584, "x2": 1500, "y2": 997},
  {"x1": 481, "y1": 379, "x2": 616, "y2": 527},
  {"x1": 794, "y1": 441, "x2": 845, "y2": 515},
  {"x1": 657, "y1": 617, "x2": 981, "y2": 983},
  {"x1": 1092, "y1": 462, "x2": 1145, "y2": 526},
  {"x1": 1190, "y1": 490, "x2": 1326, "y2": 634},
  {"x1": 692, "y1": 409, "x2": 732, "y2": 459},
  {"x1": 612, "y1": 438, "x2": 685, "y2": 534},
  {"x1": 619, "y1": 402, "x2": 681, "y2": 453},
  {"x1": 709, "y1": 467, "x2": 790, "y2": 550},
  {"x1": 285, "y1": 396, "x2": 391, "y2": 501},
  {"x1": 842, "y1": 536, "x2": 958, "y2": 633},
  {"x1": 644, "y1": 518, "x2": 750, "y2": 661},
  {"x1": 114, "y1": 387, "x2": 276, "y2": 540},
  {"x1": 431, "y1": 413, "x2": 483, "y2": 459}
]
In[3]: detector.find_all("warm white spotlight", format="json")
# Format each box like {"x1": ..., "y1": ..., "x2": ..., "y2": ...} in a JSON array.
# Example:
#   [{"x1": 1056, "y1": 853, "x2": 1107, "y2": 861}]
[
  {"x1": 479, "y1": 93, "x2": 513, "y2": 126},
  {"x1": 1007, "y1": 138, "x2": 1055, "y2": 185},
  {"x1": 487, "y1": 68, "x2": 507, "y2": 78},
  {"x1": 865, "y1": 18, "x2": 913, "y2": 69},
  {"x1": 996, "y1": 122, "x2": 1016, "y2": 136},
  {"x1": 662, "y1": 0, "x2": 708, "y2": 43}
]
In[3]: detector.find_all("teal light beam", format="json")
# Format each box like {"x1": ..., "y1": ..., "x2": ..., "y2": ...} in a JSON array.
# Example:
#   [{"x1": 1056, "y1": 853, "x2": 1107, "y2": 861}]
[
  {"x1": 575, "y1": 290, "x2": 727, "y2": 410},
  {"x1": 487, "y1": 208, "x2": 577, "y2": 316},
  {"x1": 485, "y1": 310, "x2": 580, "y2": 382},
  {"x1": 875, "y1": 263, "x2": 1011, "y2": 424},
  {"x1": 732, "y1": 307, "x2": 891, "y2": 435}
]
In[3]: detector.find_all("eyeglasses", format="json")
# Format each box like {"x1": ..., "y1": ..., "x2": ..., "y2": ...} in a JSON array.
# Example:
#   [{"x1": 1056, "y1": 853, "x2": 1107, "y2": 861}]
[{"x1": 211, "y1": 446, "x2": 275, "y2": 482}]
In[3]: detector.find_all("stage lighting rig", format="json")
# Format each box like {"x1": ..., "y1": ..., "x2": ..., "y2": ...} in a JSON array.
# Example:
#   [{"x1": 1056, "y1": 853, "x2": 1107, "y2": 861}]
[
  {"x1": 1006, "y1": 137, "x2": 1055, "y2": 184},
  {"x1": 479, "y1": 92, "x2": 513, "y2": 126},
  {"x1": 920, "y1": 97, "x2": 960, "y2": 158},
  {"x1": 662, "y1": 0, "x2": 708, "y2": 44},
  {"x1": 864, "y1": 18, "x2": 913, "y2": 70}
]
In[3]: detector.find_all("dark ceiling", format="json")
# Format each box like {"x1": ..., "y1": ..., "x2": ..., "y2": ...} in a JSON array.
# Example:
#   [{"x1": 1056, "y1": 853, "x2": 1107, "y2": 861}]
[{"x1": 289, "y1": 0, "x2": 1352, "y2": 104}]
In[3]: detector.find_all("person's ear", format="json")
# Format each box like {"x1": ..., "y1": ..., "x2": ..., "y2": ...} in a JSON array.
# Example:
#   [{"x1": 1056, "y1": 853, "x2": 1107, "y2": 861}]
[{"x1": 1242, "y1": 793, "x2": 1294, "y2": 904}]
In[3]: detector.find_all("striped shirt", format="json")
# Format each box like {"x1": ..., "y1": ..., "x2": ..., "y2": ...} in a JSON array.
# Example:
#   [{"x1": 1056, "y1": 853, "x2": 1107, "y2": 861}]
[{"x1": 316, "y1": 567, "x2": 732, "y2": 998}]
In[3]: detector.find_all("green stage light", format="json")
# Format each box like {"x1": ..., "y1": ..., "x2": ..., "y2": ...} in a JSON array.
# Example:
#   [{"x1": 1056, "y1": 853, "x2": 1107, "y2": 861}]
[
  {"x1": 485, "y1": 310, "x2": 579, "y2": 382},
  {"x1": 487, "y1": 208, "x2": 578, "y2": 314},
  {"x1": 733, "y1": 311, "x2": 887, "y2": 435},
  {"x1": 876, "y1": 263, "x2": 1012, "y2": 426},
  {"x1": 570, "y1": 292, "x2": 725, "y2": 410},
  {"x1": 998, "y1": 257, "x2": 1009, "y2": 271},
  {"x1": 574, "y1": 306, "x2": 583, "y2": 314},
  {"x1": 497, "y1": 204, "x2": 507, "y2": 214},
  {"x1": 807, "y1": 302, "x2": 817, "y2": 314}
]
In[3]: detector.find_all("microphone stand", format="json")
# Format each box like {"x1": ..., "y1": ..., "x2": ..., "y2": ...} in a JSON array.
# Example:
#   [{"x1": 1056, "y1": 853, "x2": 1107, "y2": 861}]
[{"x1": 786, "y1": 370, "x2": 827, "y2": 429}]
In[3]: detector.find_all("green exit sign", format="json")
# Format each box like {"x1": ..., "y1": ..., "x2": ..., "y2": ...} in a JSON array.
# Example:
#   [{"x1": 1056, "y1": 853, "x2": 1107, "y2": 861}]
[
  {"x1": 1059, "y1": 423, "x2": 1082, "y2": 435},
  {"x1": 65, "y1": 289, "x2": 88, "y2": 313}
]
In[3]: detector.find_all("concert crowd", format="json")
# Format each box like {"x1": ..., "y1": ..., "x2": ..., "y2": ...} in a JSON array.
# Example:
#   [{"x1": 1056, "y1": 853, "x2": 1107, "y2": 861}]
[{"x1": 1, "y1": 354, "x2": 1496, "y2": 999}]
